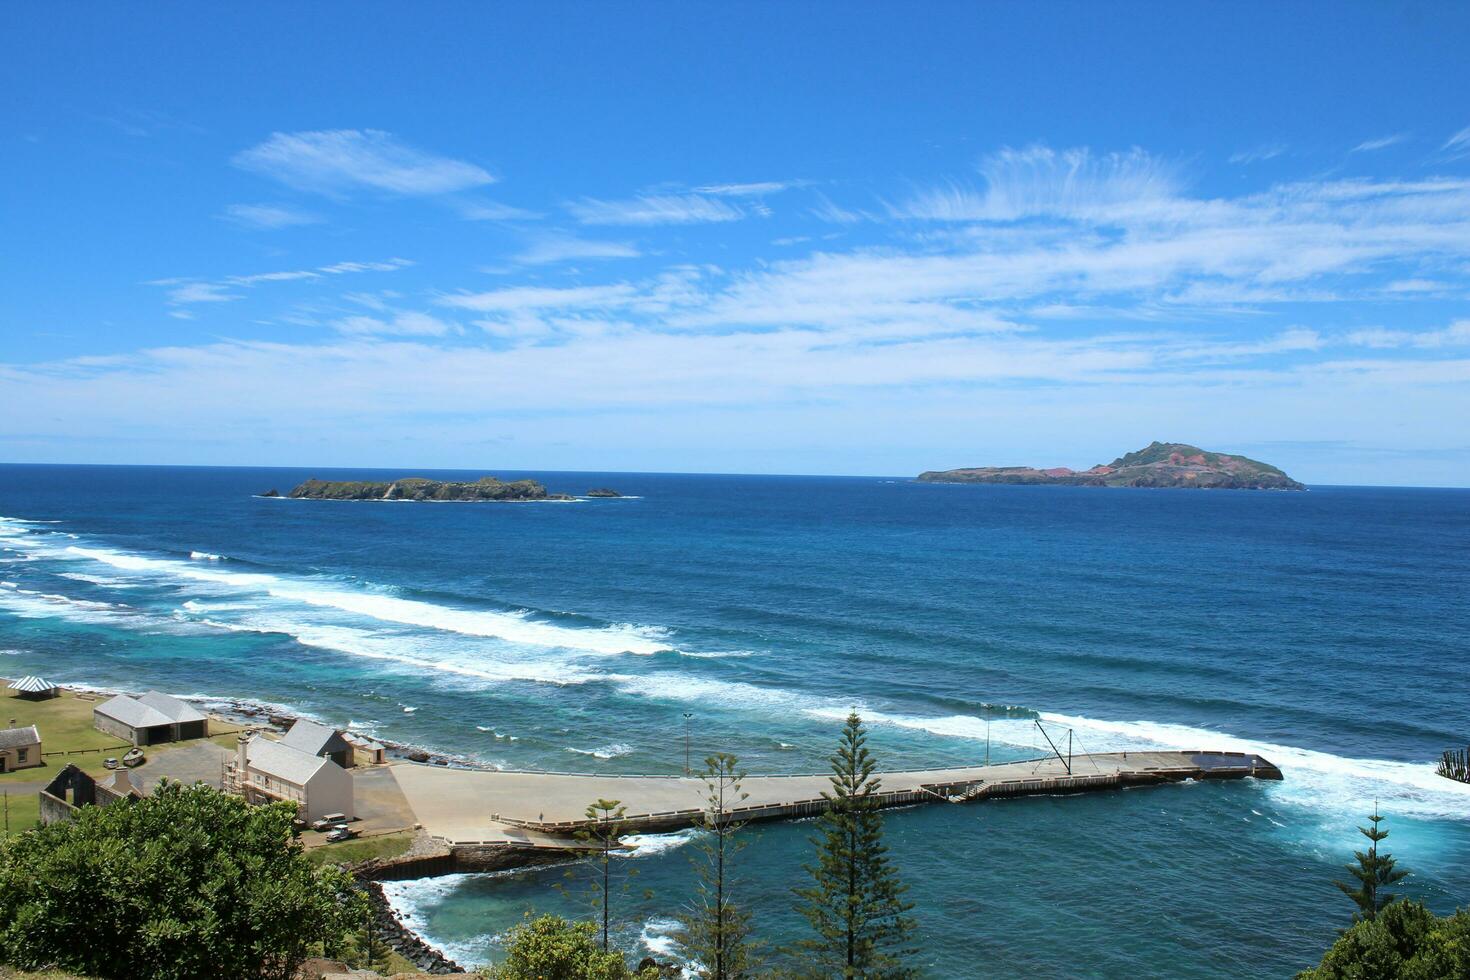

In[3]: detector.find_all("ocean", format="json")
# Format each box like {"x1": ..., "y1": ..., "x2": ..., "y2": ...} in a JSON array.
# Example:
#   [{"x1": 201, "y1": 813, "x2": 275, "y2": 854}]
[{"x1": 2, "y1": 463, "x2": 1468, "y2": 977}]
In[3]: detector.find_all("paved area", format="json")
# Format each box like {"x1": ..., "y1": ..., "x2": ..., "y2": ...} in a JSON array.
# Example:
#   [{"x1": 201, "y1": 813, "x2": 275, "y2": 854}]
[
  {"x1": 132, "y1": 740, "x2": 233, "y2": 793},
  {"x1": 390, "y1": 750, "x2": 1280, "y2": 845},
  {"x1": 354, "y1": 765, "x2": 418, "y2": 833}
]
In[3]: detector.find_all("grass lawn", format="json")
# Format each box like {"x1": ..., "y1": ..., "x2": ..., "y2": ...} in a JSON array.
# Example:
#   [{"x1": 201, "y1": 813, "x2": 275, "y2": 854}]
[
  {"x1": 1, "y1": 789, "x2": 40, "y2": 835},
  {"x1": 305, "y1": 829, "x2": 415, "y2": 866},
  {"x1": 0, "y1": 690, "x2": 130, "y2": 786}
]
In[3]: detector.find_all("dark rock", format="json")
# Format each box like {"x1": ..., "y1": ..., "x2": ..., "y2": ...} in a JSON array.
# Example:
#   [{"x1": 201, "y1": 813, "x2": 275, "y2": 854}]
[
  {"x1": 287, "y1": 475, "x2": 561, "y2": 502},
  {"x1": 259, "y1": 488, "x2": 280, "y2": 497},
  {"x1": 407, "y1": 750, "x2": 431, "y2": 763},
  {"x1": 585, "y1": 487, "x2": 622, "y2": 498}
]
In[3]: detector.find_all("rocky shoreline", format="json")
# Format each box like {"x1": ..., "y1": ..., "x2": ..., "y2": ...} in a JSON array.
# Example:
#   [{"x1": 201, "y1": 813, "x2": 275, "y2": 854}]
[
  {"x1": 363, "y1": 880, "x2": 466, "y2": 975},
  {"x1": 204, "y1": 696, "x2": 486, "y2": 770}
]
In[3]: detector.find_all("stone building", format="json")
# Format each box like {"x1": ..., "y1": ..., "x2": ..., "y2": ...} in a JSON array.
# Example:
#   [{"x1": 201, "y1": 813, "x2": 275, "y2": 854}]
[
  {"x1": 93, "y1": 691, "x2": 208, "y2": 746},
  {"x1": 230, "y1": 734, "x2": 354, "y2": 822}
]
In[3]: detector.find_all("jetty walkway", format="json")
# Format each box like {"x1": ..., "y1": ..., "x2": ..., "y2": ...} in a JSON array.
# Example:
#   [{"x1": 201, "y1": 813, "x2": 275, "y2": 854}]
[{"x1": 389, "y1": 749, "x2": 1281, "y2": 849}]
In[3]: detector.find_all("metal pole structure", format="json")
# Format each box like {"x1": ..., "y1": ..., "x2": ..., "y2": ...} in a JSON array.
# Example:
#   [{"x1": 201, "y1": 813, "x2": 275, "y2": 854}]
[
  {"x1": 1068, "y1": 729, "x2": 1073, "y2": 774},
  {"x1": 984, "y1": 704, "x2": 991, "y2": 767},
  {"x1": 683, "y1": 712, "x2": 692, "y2": 776},
  {"x1": 1034, "y1": 720, "x2": 1072, "y2": 774}
]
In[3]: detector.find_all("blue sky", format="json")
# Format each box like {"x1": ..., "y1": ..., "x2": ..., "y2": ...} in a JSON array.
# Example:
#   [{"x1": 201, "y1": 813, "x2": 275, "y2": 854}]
[{"x1": 3, "y1": 4, "x2": 1469, "y2": 485}]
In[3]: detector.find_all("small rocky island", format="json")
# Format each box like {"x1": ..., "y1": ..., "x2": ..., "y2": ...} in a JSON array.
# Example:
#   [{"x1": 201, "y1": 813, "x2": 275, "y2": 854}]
[
  {"x1": 278, "y1": 476, "x2": 572, "y2": 501},
  {"x1": 918, "y1": 442, "x2": 1305, "y2": 490}
]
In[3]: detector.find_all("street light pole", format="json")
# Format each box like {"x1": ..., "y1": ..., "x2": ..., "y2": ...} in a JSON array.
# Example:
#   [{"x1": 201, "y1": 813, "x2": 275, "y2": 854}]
[{"x1": 683, "y1": 712, "x2": 692, "y2": 775}]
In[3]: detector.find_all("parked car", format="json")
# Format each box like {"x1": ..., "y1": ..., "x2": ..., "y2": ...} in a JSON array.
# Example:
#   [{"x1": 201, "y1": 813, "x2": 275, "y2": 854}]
[
  {"x1": 103, "y1": 757, "x2": 119, "y2": 770},
  {"x1": 325, "y1": 826, "x2": 357, "y2": 843}
]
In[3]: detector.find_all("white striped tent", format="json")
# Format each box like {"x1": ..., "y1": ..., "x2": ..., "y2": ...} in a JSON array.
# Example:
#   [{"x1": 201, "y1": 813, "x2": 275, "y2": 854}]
[{"x1": 7, "y1": 675, "x2": 60, "y2": 700}]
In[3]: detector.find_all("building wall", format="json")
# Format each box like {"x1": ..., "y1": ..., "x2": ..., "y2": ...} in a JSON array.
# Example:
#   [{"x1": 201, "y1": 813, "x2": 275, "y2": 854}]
[
  {"x1": 302, "y1": 763, "x2": 354, "y2": 822},
  {"x1": 351, "y1": 744, "x2": 386, "y2": 766},
  {"x1": 93, "y1": 711, "x2": 138, "y2": 745},
  {"x1": 246, "y1": 770, "x2": 307, "y2": 808},
  {"x1": 39, "y1": 770, "x2": 138, "y2": 825},
  {"x1": 0, "y1": 743, "x2": 42, "y2": 771}
]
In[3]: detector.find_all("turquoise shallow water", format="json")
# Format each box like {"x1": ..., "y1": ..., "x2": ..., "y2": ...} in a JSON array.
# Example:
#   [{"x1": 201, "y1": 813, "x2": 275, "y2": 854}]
[{"x1": 2, "y1": 464, "x2": 1468, "y2": 976}]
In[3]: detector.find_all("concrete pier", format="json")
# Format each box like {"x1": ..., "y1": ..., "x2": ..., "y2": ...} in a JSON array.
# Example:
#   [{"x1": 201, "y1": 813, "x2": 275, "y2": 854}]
[{"x1": 389, "y1": 749, "x2": 1281, "y2": 848}]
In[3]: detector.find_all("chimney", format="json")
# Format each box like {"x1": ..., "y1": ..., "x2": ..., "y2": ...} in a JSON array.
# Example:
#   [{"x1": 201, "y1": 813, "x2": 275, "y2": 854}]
[
  {"x1": 236, "y1": 733, "x2": 250, "y2": 777},
  {"x1": 109, "y1": 767, "x2": 134, "y2": 795}
]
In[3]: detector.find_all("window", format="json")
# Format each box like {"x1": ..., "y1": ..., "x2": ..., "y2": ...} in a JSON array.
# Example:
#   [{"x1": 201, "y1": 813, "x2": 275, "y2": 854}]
[{"x1": 16, "y1": 748, "x2": 27, "y2": 763}]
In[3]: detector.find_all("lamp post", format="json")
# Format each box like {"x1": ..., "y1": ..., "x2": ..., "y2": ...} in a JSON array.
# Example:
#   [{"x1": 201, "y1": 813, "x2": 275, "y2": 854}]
[{"x1": 683, "y1": 712, "x2": 692, "y2": 775}]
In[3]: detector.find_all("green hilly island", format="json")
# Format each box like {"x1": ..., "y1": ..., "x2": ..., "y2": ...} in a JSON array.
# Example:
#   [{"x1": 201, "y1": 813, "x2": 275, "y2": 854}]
[{"x1": 918, "y1": 441, "x2": 1305, "y2": 490}]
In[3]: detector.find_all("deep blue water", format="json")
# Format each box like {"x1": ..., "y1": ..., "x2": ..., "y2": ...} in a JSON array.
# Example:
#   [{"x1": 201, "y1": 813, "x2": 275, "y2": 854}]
[{"x1": 2, "y1": 464, "x2": 1468, "y2": 977}]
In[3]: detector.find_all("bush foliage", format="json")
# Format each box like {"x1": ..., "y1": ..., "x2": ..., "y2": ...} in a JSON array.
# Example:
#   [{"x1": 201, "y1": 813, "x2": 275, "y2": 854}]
[{"x1": 0, "y1": 781, "x2": 363, "y2": 980}]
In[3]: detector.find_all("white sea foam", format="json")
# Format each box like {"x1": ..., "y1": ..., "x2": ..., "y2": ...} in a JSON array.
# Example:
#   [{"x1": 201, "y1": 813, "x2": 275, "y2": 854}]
[
  {"x1": 9, "y1": 521, "x2": 684, "y2": 661},
  {"x1": 266, "y1": 585, "x2": 671, "y2": 655},
  {"x1": 213, "y1": 618, "x2": 604, "y2": 688},
  {"x1": 377, "y1": 874, "x2": 494, "y2": 968},
  {"x1": 0, "y1": 583, "x2": 134, "y2": 625},
  {"x1": 1036, "y1": 711, "x2": 1470, "y2": 822},
  {"x1": 56, "y1": 571, "x2": 141, "y2": 588},
  {"x1": 621, "y1": 829, "x2": 699, "y2": 857},
  {"x1": 63, "y1": 540, "x2": 673, "y2": 656},
  {"x1": 613, "y1": 671, "x2": 851, "y2": 716},
  {"x1": 638, "y1": 916, "x2": 687, "y2": 967},
  {"x1": 567, "y1": 742, "x2": 634, "y2": 760},
  {"x1": 67, "y1": 545, "x2": 277, "y2": 587}
]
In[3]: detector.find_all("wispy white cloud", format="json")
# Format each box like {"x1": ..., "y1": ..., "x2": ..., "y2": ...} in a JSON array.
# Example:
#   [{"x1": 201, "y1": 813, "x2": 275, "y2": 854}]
[
  {"x1": 694, "y1": 181, "x2": 798, "y2": 197},
  {"x1": 333, "y1": 311, "x2": 457, "y2": 337},
  {"x1": 234, "y1": 130, "x2": 494, "y2": 196},
  {"x1": 514, "y1": 235, "x2": 640, "y2": 265},
  {"x1": 566, "y1": 194, "x2": 744, "y2": 225},
  {"x1": 1445, "y1": 125, "x2": 1470, "y2": 158},
  {"x1": 221, "y1": 203, "x2": 322, "y2": 229},
  {"x1": 150, "y1": 259, "x2": 414, "y2": 310},
  {"x1": 1345, "y1": 320, "x2": 1470, "y2": 349},
  {"x1": 891, "y1": 146, "x2": 1182, "y2": 222},
  {"x1": 440, "y1": 284, "x2": 640, "y2": 314},
  {"x1": 458, "y1": 200, "x2": 542, "y2": 221},
  {"x1": 1351, "y1": 133, "x2": 1409, "y2": 153},
  {"x1": 808, "y1": 194, "x2": 868, "y2": 224},
  {"x1": 1229, "y1": 143, "x2": 1287, "y2": 164},
  {"x1": 166, "y1": 282, "x2": 241, "y2": 305}
]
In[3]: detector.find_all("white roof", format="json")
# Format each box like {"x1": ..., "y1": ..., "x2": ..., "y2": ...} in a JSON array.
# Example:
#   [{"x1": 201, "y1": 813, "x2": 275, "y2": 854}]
[
  {"x1": 95, "y1": 691, "x2": 205, "y2": 729},
  {"x1": 0, "y1": 725, "x2": 40, "y2": 750},
  {"x1": 247, "y1": 736, "x2": 331, "y2": 786},
  {"x1": 8, "y1": 675, "x2": 57, "y2": 693},
  {"x1": 281, "y1": 719, "x2": 345, "y2": 756},
  {"x1": 137, "y1": 691, "x2": 206, "y2": 724},
  {"x1": 345, "y1": 733, "x2": 385, "y2": 751}
]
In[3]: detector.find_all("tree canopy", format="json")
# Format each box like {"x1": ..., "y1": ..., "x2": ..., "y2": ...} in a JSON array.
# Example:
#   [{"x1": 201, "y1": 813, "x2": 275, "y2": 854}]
[
  {"x1": 0, "y1": 781, "x2": 363, "y2": 980},
  {"x1": 491, "y1": 913, "x2": 656, "y2": 980},
  {"x1": 1298, "y1": 900, "x2": 1470, "y2": 978},
  {"x1": 792, "y1": 712, "x2": 917, "y2": 979},
  {"x1": 1335, "y1": 808, "x2": 1409, "y2": 924}
]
